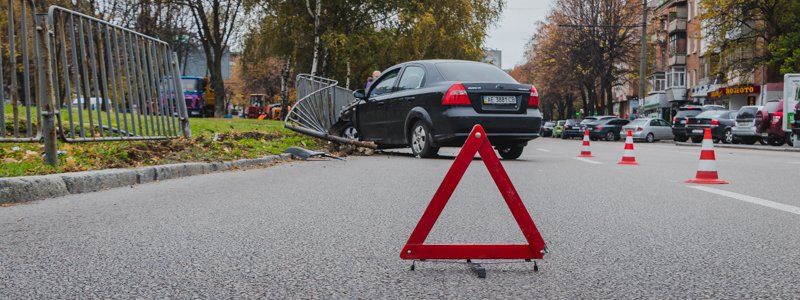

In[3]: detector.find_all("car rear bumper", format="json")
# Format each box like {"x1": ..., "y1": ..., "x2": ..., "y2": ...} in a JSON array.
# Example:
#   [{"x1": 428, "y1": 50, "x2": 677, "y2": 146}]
[
  {"x1": 432, "y1": 107, "x2": 542, "y2": 146},
  {"x1": 732, "y1": 126, "x2": 758, "y2": 137},
  {"x1": 687, "y1": 126, "x2": 723, "y2": 138},
  {"x1": 672, "y1": 127, "x2": 687, "y2": 136}
]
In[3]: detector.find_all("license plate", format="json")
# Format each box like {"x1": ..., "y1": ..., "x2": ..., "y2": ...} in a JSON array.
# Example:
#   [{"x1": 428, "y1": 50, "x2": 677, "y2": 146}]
[
  {"x1": 692, "y1": 129, "x2": 703, "y2": 134},
  {"x1": 483, "y1": 95, "x2": 517, "y2": 105}
]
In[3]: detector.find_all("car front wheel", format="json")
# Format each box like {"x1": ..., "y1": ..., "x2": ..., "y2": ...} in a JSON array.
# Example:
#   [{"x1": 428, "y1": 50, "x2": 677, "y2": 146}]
[
  {"x1": 340, "y1": 125, "x2": 359, "y2": 141},
  {"x1": 410, "y1": 121, "x2": 439, "y2": 158},
  {"x1": 497, "y1": 145, "x2": 524, "y2": 160}
]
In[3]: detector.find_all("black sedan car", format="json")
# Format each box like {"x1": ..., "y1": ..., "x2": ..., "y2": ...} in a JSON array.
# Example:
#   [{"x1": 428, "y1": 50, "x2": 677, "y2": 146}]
[
  {"x1": 586, "y1": 118, "x2": 630, "y2": 141},
  {"x1": 540, "y1": 121, "x2": 556, "y2": 137},
  {"x1": 686, "y1": 110, "x2": 737, "y2": 143},
  {"x1": 338, "y1": 60, "x2": 542, "y2": 159},
  {"x1": 561, "y1": 119, "x2": 583, "y2": 139}
]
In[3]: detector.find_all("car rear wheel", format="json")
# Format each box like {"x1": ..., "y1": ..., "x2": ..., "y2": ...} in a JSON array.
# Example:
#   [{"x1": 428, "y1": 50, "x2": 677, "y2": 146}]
[
  {"x1": 722, "y1": 129, "x2": 733, "y2": 144},
  {"x1": 789, "y1": 132, "x2": 797, "y2": 147},
  {"x1": 497, "y1": 145, "x2": 524, "y2": 160},
  {"x1": 690, "y1": 136, "x2": 703, "y2": 143},
  {"x1": 645, "y1": 133, "x2": 655, "y2": 143},
  {"x1": 768, "y1": 138, "x2": 784, "y2": 147},
  {"x1": 605, "y1": 131, "x2": 615, "y2": 141},
  {"x1": 410, "y1": 121, "x2": 438, "y2": 158}
]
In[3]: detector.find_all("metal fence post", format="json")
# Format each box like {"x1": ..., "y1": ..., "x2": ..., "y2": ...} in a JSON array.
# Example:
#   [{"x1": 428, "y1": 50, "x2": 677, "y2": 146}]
[
  {"x1": 37, "y1": 13, "x2": 58, "y2": 166},
  {"x1": 172, "y1": 52, "x2": 191, "y2": 138}
]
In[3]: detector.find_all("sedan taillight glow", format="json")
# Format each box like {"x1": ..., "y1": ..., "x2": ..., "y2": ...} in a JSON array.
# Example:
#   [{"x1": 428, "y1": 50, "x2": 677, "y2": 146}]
[
  {"x1": 442, "y1": 83, "x2": 471, "y2": 106},
  {"x1": 710, "y1": 119, "x2": 720, "y2": 126},
  {"x1": 636, "y1": 127, "x2": 643, "y2": 132},
  {"x1": 528, "y1": 85, "x2": 539, "y2": 108}
]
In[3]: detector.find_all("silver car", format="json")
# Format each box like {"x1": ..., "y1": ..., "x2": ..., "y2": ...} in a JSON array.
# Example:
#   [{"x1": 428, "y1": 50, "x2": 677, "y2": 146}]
[
  {"x1": 621, "y1": 118, "x2": 674, "y2": 143},
  {"x1": 731, "y1": 105, "x2": 762, "y2": 145}
]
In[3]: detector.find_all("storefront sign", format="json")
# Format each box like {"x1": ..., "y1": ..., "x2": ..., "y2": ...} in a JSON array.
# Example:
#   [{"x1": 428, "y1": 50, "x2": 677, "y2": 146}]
[{"x1": 708, "y1": 85, "x2": 761, "y2": 99}]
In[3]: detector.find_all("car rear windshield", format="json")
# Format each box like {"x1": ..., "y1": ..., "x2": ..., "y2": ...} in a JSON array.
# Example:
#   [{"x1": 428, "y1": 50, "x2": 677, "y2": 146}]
[
  {"x1": 565, "y1": 119, "x2": 580, "y2": 125},
  {"x1": 764, "y1": 101, "x2": 781, "y2": 113},
  {"x1": 544, "y1": 122, "x2": 555, "y2": 126},
  {"x1": 675, "y1": 110, "x2": 701, "y2": 118},
  {"x1": 435, "y1": 62, "x2": 517, "y2": 83},
  {"x1": 695, "y1": 111, "x2": 730, "y2": 119},
  {"x1": 580, "y1": 118, "x2": 596, "y2": 124},
  {"x1": 737, "y1": 107, "x2": 759, "y2": 118},
  {"x1": 629, "y1": 119, "x2": 649, "y2": 126}
]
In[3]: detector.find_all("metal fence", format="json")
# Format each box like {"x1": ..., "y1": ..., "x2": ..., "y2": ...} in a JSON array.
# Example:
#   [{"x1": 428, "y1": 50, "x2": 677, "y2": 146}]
[
  {"x1": 1, "y1": 1, "x2": 189, "y2": 165},
  {"x1": 0, "y1": 0, "x2": 41, "y2": 142},
  {"x1": 284, "y1": 74, "x2": 373, "y2": 148},
  {"x1": 47, "y1": 6, "x2": 188, "y2": 142}
]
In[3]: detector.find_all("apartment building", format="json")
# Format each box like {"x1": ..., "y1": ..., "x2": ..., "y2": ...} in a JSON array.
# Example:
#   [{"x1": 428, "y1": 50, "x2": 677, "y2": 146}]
[{"x1": 645, "y1": 0, "x2": 784, "y2": 120}]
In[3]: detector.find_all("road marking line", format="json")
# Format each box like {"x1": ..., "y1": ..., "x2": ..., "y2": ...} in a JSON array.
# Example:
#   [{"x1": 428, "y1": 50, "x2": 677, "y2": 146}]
[
  {"x1": 573, "y1": 157, "x2": 603, "y2": 164},
  {"x1": 688, "y1": 186, "x2": 800, "y2": 216},
  {"x1": 536, "y1": 148, "x2": 550, "y2": 152}
]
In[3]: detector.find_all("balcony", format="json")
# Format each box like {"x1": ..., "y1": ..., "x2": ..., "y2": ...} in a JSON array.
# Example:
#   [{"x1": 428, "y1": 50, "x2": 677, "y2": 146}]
[
  {"x1": 669, "y1": 54, "x2": 686, "y2": 65},
  {"x1": 668, "y1": 19, "x2": 686, "y2": 33}
]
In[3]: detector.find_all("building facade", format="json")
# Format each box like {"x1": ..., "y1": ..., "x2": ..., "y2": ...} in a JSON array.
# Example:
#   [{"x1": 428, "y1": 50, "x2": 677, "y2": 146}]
[{"x1": 646, "y1": 0, "x2": 784, "y2": 121}]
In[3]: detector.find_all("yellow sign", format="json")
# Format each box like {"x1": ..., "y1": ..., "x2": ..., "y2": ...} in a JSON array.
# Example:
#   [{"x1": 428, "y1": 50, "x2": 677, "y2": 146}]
[{"x1": 708, "y1": 85, "x2": 760, "y2": 99}]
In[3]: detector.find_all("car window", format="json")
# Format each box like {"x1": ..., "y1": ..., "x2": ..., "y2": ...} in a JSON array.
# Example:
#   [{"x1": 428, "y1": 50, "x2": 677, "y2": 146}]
[
  {"x1": 369, "y1": 70, "x2": 400, "y2": 98},
  {"x1": 557, "y1": 121, "x2": 565, "y2": 126},
  {"x1": 658, "y1": 119, "x2": 670, "y2": 126},
  {"x1": 397, "y1": 66, "x2": 425, "y2": 91},
  {"x1": 737, "y1": 106, "x2": 759, "y2": 118},
  {"x1": 764, "y1": 101, "x2": 780, "y2": 113},
  {"x1": 650, "y1": 119, "x2": 659, "y2": 126},
  {"x1": 675, "y1": 110, "x2": 701, "y2": 118},
  {"x1": 696, "y1": 110, "x2": 730, "y2": 118},
  {"x1": 434, "y1": 62, "x2": 517, "y2": 83},
  {"x1": 565, "y1": 119, "x2": 580, "y2": 125}
]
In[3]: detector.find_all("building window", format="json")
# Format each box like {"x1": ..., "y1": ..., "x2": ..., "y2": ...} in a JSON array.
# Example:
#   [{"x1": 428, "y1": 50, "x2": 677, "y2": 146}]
[{"x1": 666, "y1": 67, "x2": 686, "y2": 88}]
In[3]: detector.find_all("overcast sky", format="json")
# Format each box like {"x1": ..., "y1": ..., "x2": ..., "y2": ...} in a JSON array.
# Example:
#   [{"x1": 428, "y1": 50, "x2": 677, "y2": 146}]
[{"x1": 485, "y1": 0, "x2": 555, "y2": 69}]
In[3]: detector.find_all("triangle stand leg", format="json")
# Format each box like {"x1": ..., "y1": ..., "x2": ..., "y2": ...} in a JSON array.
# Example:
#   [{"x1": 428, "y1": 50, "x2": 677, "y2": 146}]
[{"x1": 466, "y1": 260, "x2": 487, "y2": 279}]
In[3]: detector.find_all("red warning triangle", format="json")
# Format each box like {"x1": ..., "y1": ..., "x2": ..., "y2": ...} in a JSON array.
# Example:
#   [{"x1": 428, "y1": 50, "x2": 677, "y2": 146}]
[{"x1": 400, "y1": 125, "x2": 546, "y2": 260}]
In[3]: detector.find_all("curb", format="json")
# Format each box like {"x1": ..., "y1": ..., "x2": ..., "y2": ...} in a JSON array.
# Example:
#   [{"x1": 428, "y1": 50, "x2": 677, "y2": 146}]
[
  {"x1": 675, "y1": 142, "x2": 800, "y2": 152},
  {"x1": 0, "y1": 154, "x2": 293, "y2": 204}
]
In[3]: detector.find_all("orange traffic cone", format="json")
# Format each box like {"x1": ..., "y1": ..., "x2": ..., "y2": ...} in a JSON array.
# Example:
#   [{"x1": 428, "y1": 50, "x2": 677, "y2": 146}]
[
  {"x1": 618, "y1": 130, "x2": 638, "y2": 165},
  {"x1": 578, "y1": 129, "x2": 594, "y2": 157},
  {"x1": 686, "y1": 128, "x2": 728, "y2": 184}
]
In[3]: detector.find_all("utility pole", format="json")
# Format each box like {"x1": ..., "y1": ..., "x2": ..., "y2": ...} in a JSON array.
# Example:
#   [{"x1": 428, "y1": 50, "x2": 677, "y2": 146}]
[{"x1": 638, "y1": 0, "x2": 648, "y2": 115}]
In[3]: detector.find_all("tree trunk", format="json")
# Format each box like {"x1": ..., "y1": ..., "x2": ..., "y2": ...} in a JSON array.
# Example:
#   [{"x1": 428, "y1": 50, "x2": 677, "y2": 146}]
[
  {"x1": 306, "y1": 0, "x2": 321, "y2": 75},
  {"x1": 279, "y1": 57, "x2": 292, "y2": 119}
]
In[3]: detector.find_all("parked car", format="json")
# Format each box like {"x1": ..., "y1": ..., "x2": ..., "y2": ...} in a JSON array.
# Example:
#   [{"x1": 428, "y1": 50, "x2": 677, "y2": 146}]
[
  {"x1": 686, "y1": 110, "x2": 736, "y2": 143},
  {"x1": 621, "y1": 118, "x2": 674, "y2": 142},
  {"x1": 553, "y1": 120, "x2": 565, "y2": 138},
  {"x1": 672, "y1": 105, "x2": 726, "y2": 142},
  {"x1": 561, "y1": 119, "x2": 583, "y2": 139},
  {"x1": 339, "y1": 60, "x2": 543, "y2": 159},
  {"x1": 755, "y1": 100, "x2": 792, "y2": 146},
  {"x1": 540, "y1": 121, "x2": 555, "y2": 137},
  {"x1": 731, "y1": 105, "x2": 762, "y2": 145},
  {"x1": 70, "y1": 97, "x2": 108, "y2": 111},
  {"x1": 586, "y1": 118, "x2": 630, "y2": 141}
]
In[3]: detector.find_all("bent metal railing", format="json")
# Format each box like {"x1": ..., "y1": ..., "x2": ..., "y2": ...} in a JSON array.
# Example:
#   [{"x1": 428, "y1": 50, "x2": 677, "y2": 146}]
[
  {"x1": 284, "y1": 74, "x2": 374, "y2": 148},
  {"x1": 0, "y1": 2, "x2": 190, "y2": 165}
]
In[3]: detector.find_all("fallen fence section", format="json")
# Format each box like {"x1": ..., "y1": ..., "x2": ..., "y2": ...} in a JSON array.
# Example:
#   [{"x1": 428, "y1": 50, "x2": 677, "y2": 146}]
[
  {"x1": 284, "y1": 74, "x2": 375, "y2": 149},
  {"x1": 0, "y1": 2, "x2": 190, "y2": 166}
]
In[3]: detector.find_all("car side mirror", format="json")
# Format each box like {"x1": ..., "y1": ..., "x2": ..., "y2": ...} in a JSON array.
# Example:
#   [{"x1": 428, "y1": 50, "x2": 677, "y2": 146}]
[{"x1": 353, "y1": 89, "x2": 366, "y2": 100}]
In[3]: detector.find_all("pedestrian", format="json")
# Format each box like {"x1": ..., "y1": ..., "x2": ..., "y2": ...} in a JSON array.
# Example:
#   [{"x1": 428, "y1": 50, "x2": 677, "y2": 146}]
[{"x1": 365, "y1": 70, "x2": 381, "y2": 90}]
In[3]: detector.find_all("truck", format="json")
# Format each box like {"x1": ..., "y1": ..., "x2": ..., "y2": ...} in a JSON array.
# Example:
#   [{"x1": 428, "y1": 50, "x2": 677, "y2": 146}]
[
  {"x1": 181, "y1": 76, "x2": 215, "y2": 117},
  {"x1": 245, "y1": 94, "x2": 267, "y2": 119}
]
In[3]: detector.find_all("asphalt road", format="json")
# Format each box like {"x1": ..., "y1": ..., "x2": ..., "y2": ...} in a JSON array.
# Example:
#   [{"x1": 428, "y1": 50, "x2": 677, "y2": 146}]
[{"x1": 2, "y1": 137, "x2": 800, "y2": 298}]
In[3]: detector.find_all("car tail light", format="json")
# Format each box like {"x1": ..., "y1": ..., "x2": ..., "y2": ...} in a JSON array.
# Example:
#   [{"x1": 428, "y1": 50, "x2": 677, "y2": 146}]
[
  {"x1": 528, "y1": 85, "x2": 539, "y2": 108},
  {"x1": 772, "y1": 111, "x2": 782, "y2": 124},
  {"x1": 636, "y1": 127, "x2": 643, "y2": 132},
  {"x1": 710, "y1": 119, "x2": 720, "y2": 126},
  {"x1": 596, "y1": 126, "x2": 603, "y2": 130},
  {"x1": 442, "y1": 83, "x2": 471, "y2": 106},
  {"x1": 672, "y1": 117, "x2": 678, "y2": 123}
]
